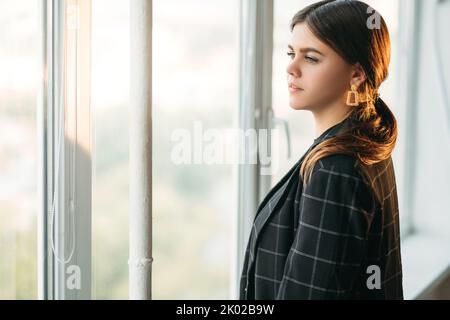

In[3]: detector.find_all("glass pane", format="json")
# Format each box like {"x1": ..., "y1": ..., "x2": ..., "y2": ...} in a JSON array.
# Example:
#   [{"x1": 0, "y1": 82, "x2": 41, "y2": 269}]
[
  {"x1": 0, "y1": 0, "x2": 39, "y2": 299},
  {"x1": 91, "y1": 0, "x2": 130, "y2": 299},
  {"x1": 153, "y1": 0, "x2": 239, "y2": 299}
]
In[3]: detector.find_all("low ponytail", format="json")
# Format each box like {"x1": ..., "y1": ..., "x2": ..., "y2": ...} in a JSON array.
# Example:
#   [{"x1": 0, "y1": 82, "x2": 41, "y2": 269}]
[{"x1": 300, "y1": 97, "x2": 398, "y2": 186}]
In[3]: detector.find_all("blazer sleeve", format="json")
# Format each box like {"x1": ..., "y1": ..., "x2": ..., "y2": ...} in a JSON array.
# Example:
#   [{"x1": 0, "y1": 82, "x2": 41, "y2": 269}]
[{"x1": 276, "y1": 158, "x2": 376, "y2": 299}]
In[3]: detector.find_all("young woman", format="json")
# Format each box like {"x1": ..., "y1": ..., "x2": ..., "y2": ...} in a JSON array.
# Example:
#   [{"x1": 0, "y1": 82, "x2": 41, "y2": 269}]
[{"x1": 240, "y1": 0, "x2": 403, "y2": 300}]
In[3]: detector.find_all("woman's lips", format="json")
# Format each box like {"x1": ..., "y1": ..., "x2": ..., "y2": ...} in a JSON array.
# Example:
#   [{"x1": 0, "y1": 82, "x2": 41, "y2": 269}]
[{"x1": 288, "y1": 85, "x2": 303, "y2": 93}]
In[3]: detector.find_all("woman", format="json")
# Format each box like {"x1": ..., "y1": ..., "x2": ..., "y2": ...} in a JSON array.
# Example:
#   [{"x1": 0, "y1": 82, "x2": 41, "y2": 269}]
[{"x1": 240, "y1": 0, "x2": 403, "y2": 300}]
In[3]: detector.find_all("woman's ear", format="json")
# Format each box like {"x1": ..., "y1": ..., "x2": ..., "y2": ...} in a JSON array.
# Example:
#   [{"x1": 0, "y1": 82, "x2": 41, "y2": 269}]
[{"x1": 350, "y1": 63, "x2": 367, "y2": 90}]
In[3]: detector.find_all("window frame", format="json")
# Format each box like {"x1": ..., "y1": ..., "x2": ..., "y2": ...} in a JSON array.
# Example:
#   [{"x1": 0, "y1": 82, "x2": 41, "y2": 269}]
[
  {"x1": 397, "y1": 0, "x2": 421, "y2": 238},
  {"x1": 235, "y1": 0, "x2": 275, "y2": 299},
  {"x1": 39, "y1": 0, "x2": 92, "y2": 300}
]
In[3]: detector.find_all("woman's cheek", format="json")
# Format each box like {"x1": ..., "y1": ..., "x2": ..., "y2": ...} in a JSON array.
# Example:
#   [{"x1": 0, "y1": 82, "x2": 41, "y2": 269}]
[
  {"x1": 314, "y1": 65, "x2": 344, "y2": 95},
  {"x1": 304, "y1": 66, "x2": 330, "y2": 93}
]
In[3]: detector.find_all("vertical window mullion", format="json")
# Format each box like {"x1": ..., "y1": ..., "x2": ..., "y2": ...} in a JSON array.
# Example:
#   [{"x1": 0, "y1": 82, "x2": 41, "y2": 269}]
[
  {"x1": 129, "y1": 0, "x2": 153, "y2": 300},
  {"x1": 398, "y1": 0, "x2": 421, "y2": 238},
  {"x1": 236, "y1": 0, "x2": 274, "y2": 299},
  {"x1": 38, "y1": 0, "x2": 48, "y2": 300},
  {"x1": 42, "y1": 0, "x2": 92, "y2": 300}
]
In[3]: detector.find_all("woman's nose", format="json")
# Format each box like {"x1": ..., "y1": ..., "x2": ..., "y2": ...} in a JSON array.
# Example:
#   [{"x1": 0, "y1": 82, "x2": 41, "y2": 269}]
[{"x1": 286, "y1": 61, "x2": 301, "y2": 78}]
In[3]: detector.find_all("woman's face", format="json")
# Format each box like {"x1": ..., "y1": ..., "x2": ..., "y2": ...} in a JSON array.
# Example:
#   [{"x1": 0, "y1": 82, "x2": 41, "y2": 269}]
[{"x1": 286, "y1": 23, "x2": 355, "y2": 112}]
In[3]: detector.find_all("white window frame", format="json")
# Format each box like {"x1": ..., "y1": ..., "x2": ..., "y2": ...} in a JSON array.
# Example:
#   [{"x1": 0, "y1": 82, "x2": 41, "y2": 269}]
[
  {"x1": 39, "y1": 0, "x2": 92, "y2": 300},
  {"x1": 128, "y1": 0, "x2": 153, "y2": 300},
  {"x1": 235, "y1": 0, "x2": 275, "y2": 299},
  {"x1": 398, "y1": 0, "x2": 421, "y2": 239}
]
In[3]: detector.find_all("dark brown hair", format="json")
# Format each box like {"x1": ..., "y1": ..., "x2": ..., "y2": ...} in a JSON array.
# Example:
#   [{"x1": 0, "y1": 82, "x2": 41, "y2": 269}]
[{"x1": 291, "y1": 0, "x2": 398, "y2": 185}]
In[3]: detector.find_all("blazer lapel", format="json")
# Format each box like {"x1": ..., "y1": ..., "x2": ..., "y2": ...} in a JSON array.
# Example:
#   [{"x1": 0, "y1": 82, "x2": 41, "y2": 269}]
[
  {"x1": 246, "y1": 144, "x2": 311, "y2": 268},
  {"x1": 245, "y1": 115, "x2": 353, "y2": 271}
]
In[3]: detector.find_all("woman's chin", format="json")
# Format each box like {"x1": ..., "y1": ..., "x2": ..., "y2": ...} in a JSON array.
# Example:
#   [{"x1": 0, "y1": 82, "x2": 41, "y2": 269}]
[{"x1": 289, "y1": 102, "x2": 308, "y2": 110}]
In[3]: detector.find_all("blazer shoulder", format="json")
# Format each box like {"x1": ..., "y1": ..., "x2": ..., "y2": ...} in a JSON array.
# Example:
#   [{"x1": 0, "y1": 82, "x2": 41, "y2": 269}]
[
  {"x1": 316, "y1": 154, "x2": 360, "y2": 176},
  {"x1": 314, "y1": 154, "x2": 375, "y2": 196}
]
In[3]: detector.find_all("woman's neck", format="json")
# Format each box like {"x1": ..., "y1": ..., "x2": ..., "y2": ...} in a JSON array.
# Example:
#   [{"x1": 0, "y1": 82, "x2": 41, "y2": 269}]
[{"x1": 312, "y1": 102, "x2": 353, "y2": 139}]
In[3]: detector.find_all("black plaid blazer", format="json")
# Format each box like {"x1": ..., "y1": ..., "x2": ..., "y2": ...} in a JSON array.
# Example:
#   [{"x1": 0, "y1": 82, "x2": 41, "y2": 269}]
[{"x1": 239, "y1": 116, "x2": 403, "y2": 299}]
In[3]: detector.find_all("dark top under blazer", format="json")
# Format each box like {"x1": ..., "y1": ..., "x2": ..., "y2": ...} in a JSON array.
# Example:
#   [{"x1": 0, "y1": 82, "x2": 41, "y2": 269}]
[{"x1": 239, "y1": 116, "x2": 403, "y2": 300}]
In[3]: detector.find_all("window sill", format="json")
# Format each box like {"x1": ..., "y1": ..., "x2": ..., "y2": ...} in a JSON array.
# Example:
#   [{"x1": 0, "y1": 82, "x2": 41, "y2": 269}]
[{"x1": 402, "y1": 231, "x2": 450, "y2": 300}]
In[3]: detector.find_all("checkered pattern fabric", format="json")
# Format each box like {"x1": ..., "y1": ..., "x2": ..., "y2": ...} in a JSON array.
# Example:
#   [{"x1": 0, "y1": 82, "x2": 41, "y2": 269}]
[{"x1": 239, "y1": 117, "x2": 403, "y2": 299}]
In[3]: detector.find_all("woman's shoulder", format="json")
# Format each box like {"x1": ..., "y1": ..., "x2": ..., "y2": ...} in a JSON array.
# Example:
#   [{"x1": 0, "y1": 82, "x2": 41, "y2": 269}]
[
  {"x1": 314, "y1": 153, "x2": 360, "y2": 176},
  {"x1": 311, "y1": 153, "x2": 393, "y2": 201},
  {"x1": 301, "y1": 154, "x2": 367, "y2": 191},
  {"x1": 304, "y1": 153, "x2": 378, "y2": 211}
]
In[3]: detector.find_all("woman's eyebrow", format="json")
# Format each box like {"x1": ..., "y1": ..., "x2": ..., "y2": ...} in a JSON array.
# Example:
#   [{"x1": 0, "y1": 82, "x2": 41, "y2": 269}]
[{"x1": 288, "y1": 44, "x2": 324, "y2": 56}]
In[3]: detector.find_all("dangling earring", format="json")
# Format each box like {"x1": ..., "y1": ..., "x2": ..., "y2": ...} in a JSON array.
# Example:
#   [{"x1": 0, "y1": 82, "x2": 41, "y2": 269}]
[{"x1": 346, "y1": 84, "x2": 359, "y2": 106}]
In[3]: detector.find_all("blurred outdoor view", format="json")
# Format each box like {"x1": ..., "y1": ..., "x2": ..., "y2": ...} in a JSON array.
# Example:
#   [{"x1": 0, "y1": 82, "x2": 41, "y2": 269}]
[{"x1": 0, "y1": 0, "x2": 39, "y2": 299}]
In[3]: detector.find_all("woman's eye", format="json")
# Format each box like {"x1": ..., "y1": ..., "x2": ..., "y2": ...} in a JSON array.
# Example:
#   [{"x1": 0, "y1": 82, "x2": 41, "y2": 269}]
[
  {"x1": 287, "y1": 52, "x2": 318, "y2": 63},
  {"x1": 305, "y1": 56, "x2": 318, "y2": 63}
]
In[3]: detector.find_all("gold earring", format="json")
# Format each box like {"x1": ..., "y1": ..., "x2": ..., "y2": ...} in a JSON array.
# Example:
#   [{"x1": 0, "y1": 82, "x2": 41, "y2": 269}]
[{"x1": 346, "y1": 84, "x2": 359, "y2": 106}]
